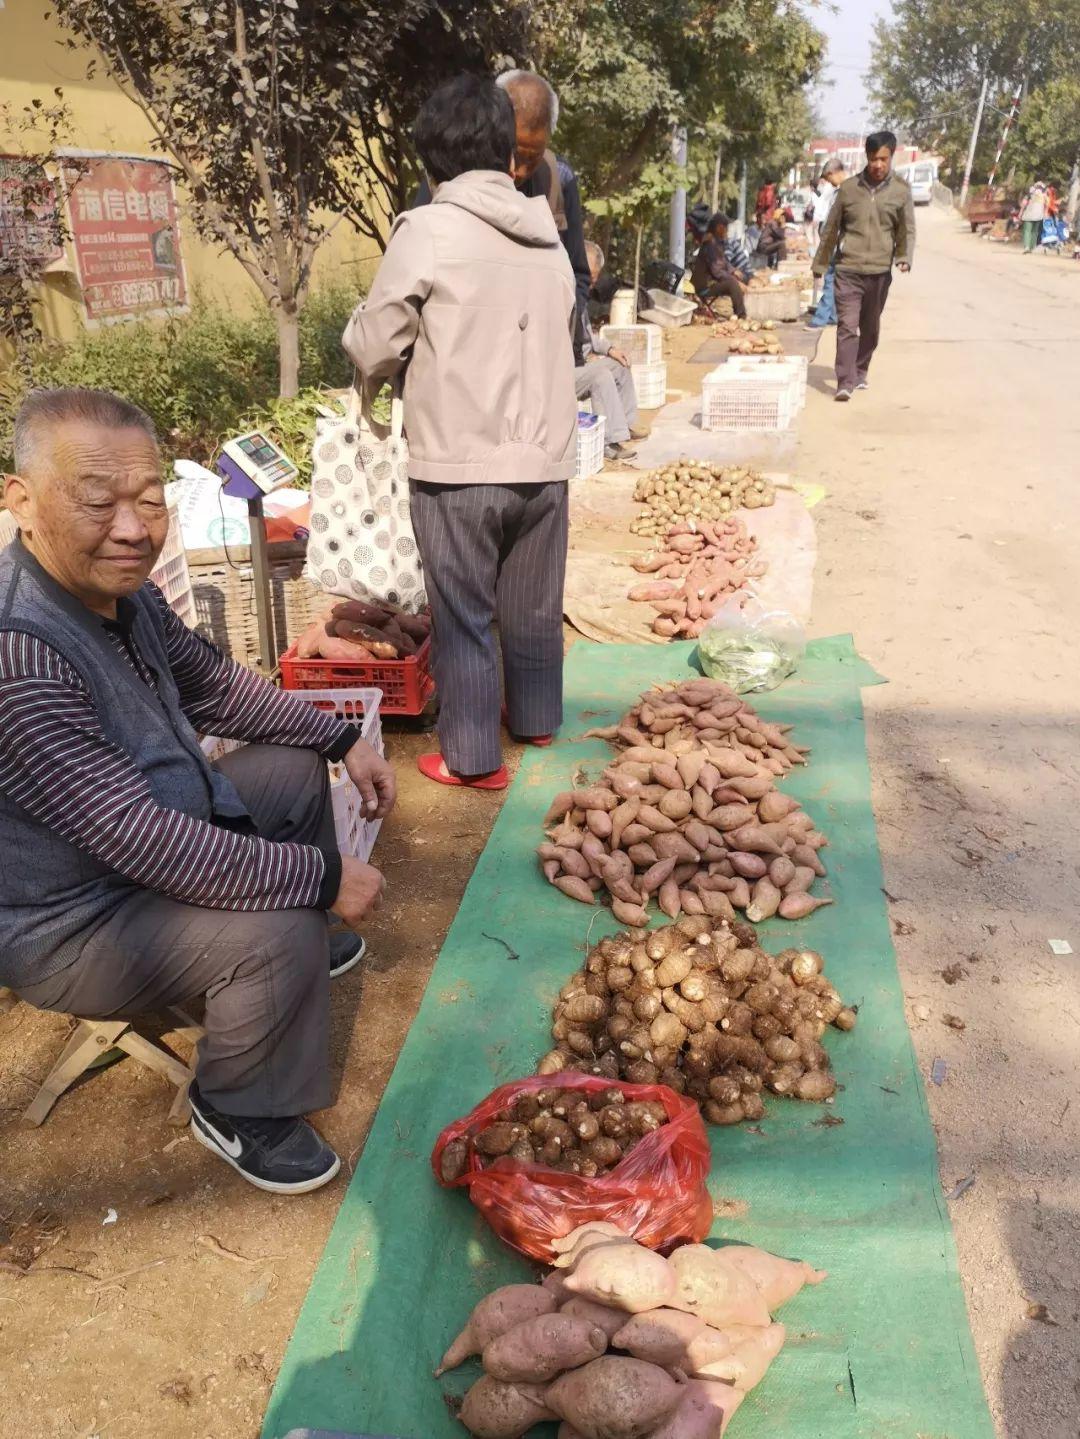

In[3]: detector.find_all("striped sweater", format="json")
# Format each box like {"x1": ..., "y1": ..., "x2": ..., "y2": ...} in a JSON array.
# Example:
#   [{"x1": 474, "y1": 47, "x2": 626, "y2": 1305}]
[{"x1": 0, "y1": 587, "x2": 356, "y2": 913}]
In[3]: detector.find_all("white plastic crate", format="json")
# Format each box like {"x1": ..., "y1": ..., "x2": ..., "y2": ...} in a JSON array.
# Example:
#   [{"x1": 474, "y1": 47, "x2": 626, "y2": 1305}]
[
  {"x1": 727, "y1": 354, "x2": 807, "y2": 408},
  {"x1": 201, "y1": 686, "x2": 385, "y2": 863},
  {"x1": 599, "y1": 322, "x2": 663, "y2": 365},
  {"x1": 644, "y1": 289, "x2": 696, "y2": 327},
  {"x1": 744, "y1": 287, "x2": 802, "y2": 323},
  {"x1": 632, "y1": 361, "x2": 668, "y2": 410},
  {"x1": 576, "y1": 411, "x2": 606, "y2": 478},
  {"x1": 701, "y1": 367, "x2": 798, "y2": 433}
]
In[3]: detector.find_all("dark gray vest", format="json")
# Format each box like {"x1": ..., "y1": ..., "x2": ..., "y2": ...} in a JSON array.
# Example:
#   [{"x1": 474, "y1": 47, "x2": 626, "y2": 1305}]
[{"x1": 0, "y1": 540, "x2": 248, "y2": 987}]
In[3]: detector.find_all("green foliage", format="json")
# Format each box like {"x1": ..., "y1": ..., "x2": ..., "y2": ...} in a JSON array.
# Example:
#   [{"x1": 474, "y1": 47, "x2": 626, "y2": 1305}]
[
  {"x1": 0, "y1": 287, "x2": 356, "y2": 471},
  {"x1": 869, "y1": 0, "x2": 1080, "y2": 187},
  {"x1": 541, "y1": 0, "x2": 824, "y2": 238}
]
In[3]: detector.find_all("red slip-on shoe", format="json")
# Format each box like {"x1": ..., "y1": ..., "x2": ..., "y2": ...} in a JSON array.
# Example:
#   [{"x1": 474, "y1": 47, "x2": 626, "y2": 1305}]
[
  {"x1": 500, "y1": 706, "x2": 554, "y2": 748},
  {"x1": 417, "y1": 753, "x2": 509, "y2": 790}
]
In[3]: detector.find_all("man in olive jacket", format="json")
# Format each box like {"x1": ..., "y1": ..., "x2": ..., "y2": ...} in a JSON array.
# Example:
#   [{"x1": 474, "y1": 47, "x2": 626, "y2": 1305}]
[{"x1": 813, "y1": 130, "x2": 915, "y2": 401}]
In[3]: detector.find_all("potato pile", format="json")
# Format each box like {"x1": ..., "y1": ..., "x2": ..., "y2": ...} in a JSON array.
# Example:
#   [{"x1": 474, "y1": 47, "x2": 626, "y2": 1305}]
[
  {"x1": 630, "y1": 464, "x2": 775, "y2": 538},
  {"x1": 711, "y1": 318, "x2": 784, "y2": 355},
  {"x1": 539, "y1": 914, "x2": 855, "y2": 1124},
  {"x1": 439, "y1": 1087, "x2": 668, "y2": 1181},
  {"x1": 295, "y1": 598, "x2": 430, "y2": 661},
  {"x1": 438, "y1": 1223, "x2": 825, "y2": 1439},
  {"x1": 539, "y1": 677, "x2": 830, "y2": 926},
  {"x1": 745, "y1": 273, "x2": 802, "y2": 292},
  {"x1": 627, "y1": 516, "x2": 766, "y2": 640}
]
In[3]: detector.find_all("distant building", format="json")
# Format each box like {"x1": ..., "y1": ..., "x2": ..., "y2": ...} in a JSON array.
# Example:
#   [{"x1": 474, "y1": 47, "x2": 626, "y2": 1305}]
[{"x1": 797, "y1": 137, "x2": 940, "y2": 185}]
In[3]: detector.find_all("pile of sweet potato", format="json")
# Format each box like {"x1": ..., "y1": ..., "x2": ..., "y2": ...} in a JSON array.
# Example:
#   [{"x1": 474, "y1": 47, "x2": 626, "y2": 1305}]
[
  {"x1": 539, "y1": 913, "x2": 856, "y2": 1124},
  {"x1": 710, "y1": 319, "x2": 784, "y2": 355},
  {"x1": 439, "y1": 1087, "x2": 668, "y2": 1181},
  {"x1": 294, "y1": 599, "x2": 430, "y2": 662},
  {"x1": 627, "y1": 517, "x2": 766, "y2": 641},
  {"x1": 630, "y1": 465, "x2": 774, "y2": 540},
  {"x1": 538, "y1": 677, "x2": 830, "y2": 926},
  {"x1": 438, "y1": 1223, "x2": 825, "y2": 1438}
]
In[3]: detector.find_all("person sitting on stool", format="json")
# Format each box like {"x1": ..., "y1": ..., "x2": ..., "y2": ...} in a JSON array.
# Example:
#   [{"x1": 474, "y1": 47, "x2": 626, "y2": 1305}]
[
  {"x1": 575, "y1": 241, "x2": 648, "y2": 461},
  {"x1": 690, "y1": 214, "x2": 748, "y2": 318},
  {"x1": 0, "y1": 386, "x2": 395, "y2": 1194}
]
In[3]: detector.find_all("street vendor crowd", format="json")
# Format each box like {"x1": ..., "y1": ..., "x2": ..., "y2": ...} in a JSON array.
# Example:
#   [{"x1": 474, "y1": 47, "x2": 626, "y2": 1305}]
[{"x1": 0, "y1": 70, "x2": 915, "y2": 1195}]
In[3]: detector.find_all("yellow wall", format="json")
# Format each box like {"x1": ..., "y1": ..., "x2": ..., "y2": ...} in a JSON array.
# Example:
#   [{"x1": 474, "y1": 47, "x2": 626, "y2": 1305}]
[{"x1": 0, "y1": 0, "x2": 381, "y2": 343}]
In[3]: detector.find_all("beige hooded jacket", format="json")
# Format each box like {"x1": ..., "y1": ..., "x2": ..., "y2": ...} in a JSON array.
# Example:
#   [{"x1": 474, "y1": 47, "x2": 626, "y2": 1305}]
[{"x1": 342, "y1": 170, "x2": 578, "y2": 486}]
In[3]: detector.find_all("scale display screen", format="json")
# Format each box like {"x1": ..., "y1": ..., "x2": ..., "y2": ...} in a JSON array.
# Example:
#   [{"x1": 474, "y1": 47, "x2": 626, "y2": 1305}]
[
  {"x1": 219, "y1": 429, "x2": 299, "y2": 496},
  {"x1": 238, "y1": 434, "x2": 279, "y2": 466}
]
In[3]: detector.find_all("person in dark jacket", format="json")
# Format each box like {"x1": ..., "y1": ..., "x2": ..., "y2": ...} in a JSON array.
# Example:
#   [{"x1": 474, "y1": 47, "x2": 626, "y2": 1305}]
[
  {"x1": 412, "y1": 70, "x2": 590, "y2": 362},
  {"x1": 756, "y1": 209, "x2": 788, "y2": 268},
  {"x1": 690, "y1": 214, "x2": 747, "y2": 318}
]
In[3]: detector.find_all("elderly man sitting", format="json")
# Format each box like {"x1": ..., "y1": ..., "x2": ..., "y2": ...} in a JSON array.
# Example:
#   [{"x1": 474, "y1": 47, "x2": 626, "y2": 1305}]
[
  {"x1": 575, "y1": 242, "x2": 648, "y2": 461},
  {"x1": 0, "y1": 387, "x2": 394, "y2": 1194}
]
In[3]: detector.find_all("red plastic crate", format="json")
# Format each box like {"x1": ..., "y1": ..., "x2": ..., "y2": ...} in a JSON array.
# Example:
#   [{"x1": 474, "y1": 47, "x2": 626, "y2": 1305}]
[{"x1": 279, "y1": 635, "x2": 435, "y2": 716}]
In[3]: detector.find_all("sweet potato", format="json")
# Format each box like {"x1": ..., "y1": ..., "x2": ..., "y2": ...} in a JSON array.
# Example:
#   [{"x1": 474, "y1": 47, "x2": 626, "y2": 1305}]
[
  {"x1": 646, "y1": 1379, "x2": 744, "y2": 1439},
  {"x1": 629, "y1": 582, "x2": 680, "y2": 602},
  {"x1": 436, "y1": 1285, "x2": 558, "y2": 1375},
  {"x1": 331, "y1": 598, "x2": 389, "y2": 628},
  {"x1": 777, "y1": 893, "x2": 833, "y2": 920},
  {"x1": 611, "y1": 1308, "x2": 709, "y2": 1367},
  {"x1": 556, "y1": 876, "x2": 599, "y2": 905},
  {"x1": 459, "y1": 1375, "x2": 556, "y2": 1439},
  {"x1": 745, "y1": 879, "x2": 781, "y2": 923},
  {"x1": 547, "y1": 1357, "x2": 682, "y2": 1439},
  {"x1": 483, "y1": 1313, "x2": 608, "y2": 1383},
  {"x1": 707, "y1": 1323, "x2": 786, "y2": 1392},
  {"x1": 563, "y1": 1241, "x2": 677, "y2": 1313},
  {"x1": 668, "y1": 1245, "x2": 771, "y2": 1329},
  {"x1": 561, "y1": 1296, "x2": 634, "y2": 1343},
  {"x1": 719, "y1": 1247, "x2": 825, "y2": 1310}
]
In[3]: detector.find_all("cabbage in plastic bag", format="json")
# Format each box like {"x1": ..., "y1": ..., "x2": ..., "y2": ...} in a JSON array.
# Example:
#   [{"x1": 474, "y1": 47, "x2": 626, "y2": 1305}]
[{"x1": 697, "y1": 594, "x2": 806, "y2": 694}]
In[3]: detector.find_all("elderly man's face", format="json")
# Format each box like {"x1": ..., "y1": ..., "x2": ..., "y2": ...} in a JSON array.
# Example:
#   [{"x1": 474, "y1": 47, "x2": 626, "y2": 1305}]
[
  {"x1": 512, "y1": 122, "x2": 549, "y2": 184},
  {"x1": 6, "y1": 420, "x2": 168, "y2": 617}
]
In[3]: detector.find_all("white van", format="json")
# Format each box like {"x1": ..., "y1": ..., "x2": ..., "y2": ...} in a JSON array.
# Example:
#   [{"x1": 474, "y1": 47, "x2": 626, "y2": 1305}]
[{"x1": 900, "y1": 162, "x2": 936, "y2": 205}]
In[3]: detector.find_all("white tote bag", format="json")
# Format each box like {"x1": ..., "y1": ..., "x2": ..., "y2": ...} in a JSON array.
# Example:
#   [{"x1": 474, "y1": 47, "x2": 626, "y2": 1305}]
[{"x1": 304, "y1": 380, "x2": 428, "y2": 613}]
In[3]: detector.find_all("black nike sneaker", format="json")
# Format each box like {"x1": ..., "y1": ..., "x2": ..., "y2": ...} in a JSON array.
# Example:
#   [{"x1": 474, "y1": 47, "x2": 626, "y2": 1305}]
[
  {"x1": 328, "y1": 930, "x2": 366, "y2": 980},
  {"x1": 189, "y1": 1082, "x2": 340, "y2": 1194}
]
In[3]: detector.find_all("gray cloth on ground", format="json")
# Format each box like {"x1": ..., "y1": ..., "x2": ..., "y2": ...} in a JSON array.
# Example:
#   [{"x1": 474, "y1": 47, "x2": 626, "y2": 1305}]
[
  {"x1": 15, "y1": 745, "x2": 336, "y2": 1119},
  {"x1": 410, "y1": 480, "x2": 568, "y2": 774},
  {"x1": 574, "y1": 356, "x2": 639, "y2": 443}
]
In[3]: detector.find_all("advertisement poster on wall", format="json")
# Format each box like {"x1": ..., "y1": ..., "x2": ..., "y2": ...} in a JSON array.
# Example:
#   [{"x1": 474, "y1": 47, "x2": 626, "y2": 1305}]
[{"x1": 63, "y1": 153, "x2": 187, "y2": 322}]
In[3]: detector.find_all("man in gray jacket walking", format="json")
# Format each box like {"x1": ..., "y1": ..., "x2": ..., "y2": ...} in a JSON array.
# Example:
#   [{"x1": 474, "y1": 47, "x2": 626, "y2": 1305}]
[{"x1": 814, "y1": 130, "x2": 915, "y2": 401}]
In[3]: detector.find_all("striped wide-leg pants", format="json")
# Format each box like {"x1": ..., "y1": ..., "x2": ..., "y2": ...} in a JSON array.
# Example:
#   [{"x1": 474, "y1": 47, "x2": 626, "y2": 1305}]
[{"x1": 410, "y1": 481, "x2": 569, "y2": 775}]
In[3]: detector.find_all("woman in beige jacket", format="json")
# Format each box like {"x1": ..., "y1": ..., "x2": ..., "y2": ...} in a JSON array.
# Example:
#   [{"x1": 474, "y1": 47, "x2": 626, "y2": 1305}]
[{"x1": 343, "y1": 74, "x2": 577, "y2": 789}]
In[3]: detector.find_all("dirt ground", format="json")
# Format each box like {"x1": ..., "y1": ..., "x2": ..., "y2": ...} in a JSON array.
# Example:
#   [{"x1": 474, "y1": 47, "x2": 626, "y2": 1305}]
[{"x1": 2, "y1": 207, "x2": 1078, "y2": 1438}]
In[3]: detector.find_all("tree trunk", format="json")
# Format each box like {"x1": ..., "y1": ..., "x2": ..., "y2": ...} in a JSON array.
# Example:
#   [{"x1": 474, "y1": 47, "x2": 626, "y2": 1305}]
[
  {"x1": 277, "y1": 304, "x2": 300, "y2": 399},
  {"x1": 1067, "y1": 149, "x2": 1080, "y2": 229}
]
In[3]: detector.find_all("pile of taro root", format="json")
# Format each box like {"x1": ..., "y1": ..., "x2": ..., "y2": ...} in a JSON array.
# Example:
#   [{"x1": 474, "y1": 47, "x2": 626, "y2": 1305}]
[
  {"x1": 438, "y1": 1087, "x2": 669, "y2": 1181},
  {"x1": 294, "y1": 598, "x2": 430, "y2": 661},
  {"x1": 630, "y1": 465, "x2": 775, "y2": 537},
  {"x1": 710, "y1": 319, "x2": 784, "y2": 354},
  {"x1": 627, "y1": 516, "x2": 766, "y2": 641},
  {"x1": 538, "y1": 676, "x2": 830, "y2": 926},
  {"x1": 437, "y1": 1223, "x2": 824, "y2": 1439},
  {"x1": 539, "y1": 914, "x2": 856, "y2": 1122}
]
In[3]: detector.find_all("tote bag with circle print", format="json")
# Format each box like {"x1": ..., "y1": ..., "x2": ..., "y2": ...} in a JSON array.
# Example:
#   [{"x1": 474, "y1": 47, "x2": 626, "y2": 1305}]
[{"x1": 304, "y1": 381, "x2": 428, "y2": 614}]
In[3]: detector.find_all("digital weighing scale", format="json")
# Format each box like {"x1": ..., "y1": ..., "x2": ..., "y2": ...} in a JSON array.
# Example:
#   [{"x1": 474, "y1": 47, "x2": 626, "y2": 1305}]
[{"x1": 215, "y1": 430, "x2": 300, "y2": 671}]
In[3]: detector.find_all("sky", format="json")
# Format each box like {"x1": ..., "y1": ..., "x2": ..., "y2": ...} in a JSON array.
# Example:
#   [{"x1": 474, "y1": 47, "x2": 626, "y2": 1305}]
[{"x1": 810, "y1": 0, "x2": 894, "y2": 136}]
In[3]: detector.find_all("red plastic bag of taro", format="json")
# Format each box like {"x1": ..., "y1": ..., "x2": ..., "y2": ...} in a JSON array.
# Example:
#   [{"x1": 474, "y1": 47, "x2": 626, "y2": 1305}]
[{"x1": 431, "y1": 1072, "x2": 713, "y2": 1263}]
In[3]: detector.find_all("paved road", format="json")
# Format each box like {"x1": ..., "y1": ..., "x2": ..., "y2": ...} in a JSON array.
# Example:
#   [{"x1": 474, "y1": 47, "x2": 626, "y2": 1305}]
[{"x1": 801, "y1": 205, "x2": 1080, "y2": 1437}]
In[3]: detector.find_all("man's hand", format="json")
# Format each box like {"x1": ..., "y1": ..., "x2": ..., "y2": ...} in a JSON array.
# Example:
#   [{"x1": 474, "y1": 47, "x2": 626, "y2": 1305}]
[
  {"x1": 609, "y1": 347, "x2": 630, "y2": 368},
  {"x1": 331, "y1": 855, "x2": 385, "y2": 929},
  {"x1": 897, "y1": 262, "x2": 911, "y2": 273},
  {"x1": 343, "y1": 737, "x2": 396, "y2": 818}
]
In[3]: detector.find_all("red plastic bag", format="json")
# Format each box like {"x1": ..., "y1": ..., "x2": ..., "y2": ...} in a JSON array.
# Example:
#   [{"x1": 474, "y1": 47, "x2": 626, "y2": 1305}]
[{"x1": 431, "y1": 1073, "x2": 713, "y2": 1263}]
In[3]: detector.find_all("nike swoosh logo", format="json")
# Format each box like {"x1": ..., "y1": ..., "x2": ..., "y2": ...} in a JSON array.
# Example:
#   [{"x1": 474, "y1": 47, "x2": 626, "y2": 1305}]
[{"x1": 199, "y1": 1115, "x2": 243, "y2": 1159}]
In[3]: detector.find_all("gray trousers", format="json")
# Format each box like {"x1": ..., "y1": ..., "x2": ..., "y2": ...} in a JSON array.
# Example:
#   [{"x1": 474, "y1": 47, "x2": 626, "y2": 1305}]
[
  {"x1": 574, "y1": 356, "x2": 638, "y2": 442},
  {"x1": 16, "y1": 745, "x2": 334, "y2": 1119},
  {"x1": 835, "y1": 270, "x2": 893, "y2": 391},
  {"x1": 410, "y1": 481, "x2": 568, "y2": 774}
]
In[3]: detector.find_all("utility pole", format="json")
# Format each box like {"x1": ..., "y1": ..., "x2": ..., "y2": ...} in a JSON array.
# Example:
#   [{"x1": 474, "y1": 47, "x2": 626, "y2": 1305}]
[
  {"x1": 959, "y1": 71, "x2": 989, "y2": 211},
  {"x1": 669, "y1": 125, "x2": 688, "y2": 268},
  {"x1": 986, "y1": 79, "x2": 1024, "y2": 191},
  {"x1": 710, "y1": 144, "x2": 723, "y2": 216},
  {"x1": 737, "y1": 160, "x2": 748, "y2": 234}
]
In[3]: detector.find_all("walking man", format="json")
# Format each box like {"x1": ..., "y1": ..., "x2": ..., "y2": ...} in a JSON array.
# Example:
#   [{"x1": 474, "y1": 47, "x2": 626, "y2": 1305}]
[{"x1": 813, "y1": 131, "x2": 915, "y2": 401}]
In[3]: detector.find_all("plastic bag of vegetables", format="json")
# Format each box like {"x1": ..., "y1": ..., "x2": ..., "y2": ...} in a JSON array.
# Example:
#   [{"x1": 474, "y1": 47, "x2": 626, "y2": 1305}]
[
  {"x1": 697, "y1": 593, "x2": 806, "y2": 694},
  {"x1": 432, "y1": 1074, "x2": 712, "y2": 1262}
]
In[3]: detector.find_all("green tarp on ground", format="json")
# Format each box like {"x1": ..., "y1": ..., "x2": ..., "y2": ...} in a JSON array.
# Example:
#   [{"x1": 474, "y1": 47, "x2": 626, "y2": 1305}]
[{"x1": 263, "y1": 635, "x2": 994, "y2": 1439}]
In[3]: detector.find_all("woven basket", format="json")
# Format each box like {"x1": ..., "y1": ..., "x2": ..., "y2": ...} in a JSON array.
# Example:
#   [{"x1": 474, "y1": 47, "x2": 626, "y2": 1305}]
[{"x1": 188, "y1": 540, "x2": 326, "y2": 671}]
